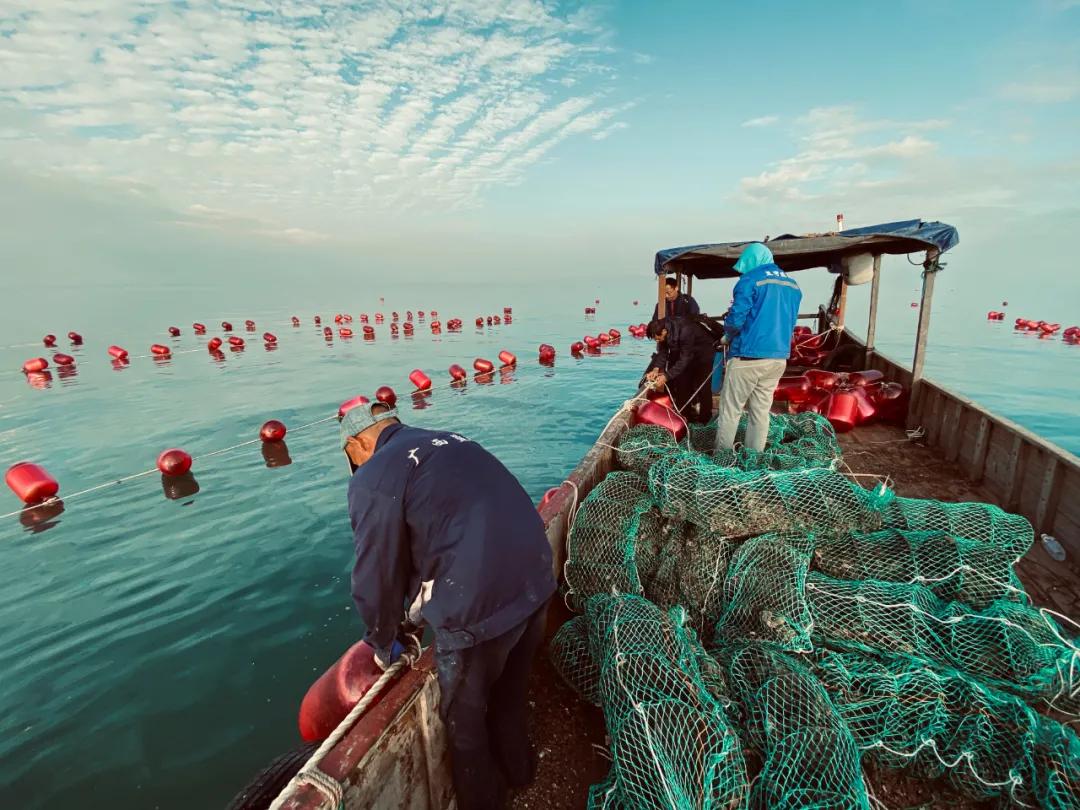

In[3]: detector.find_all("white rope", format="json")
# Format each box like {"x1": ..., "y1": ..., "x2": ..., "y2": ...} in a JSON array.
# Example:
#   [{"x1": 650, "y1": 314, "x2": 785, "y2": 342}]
[{"x1": 268, "y1": 650, "x2": 421, "y2": 810}]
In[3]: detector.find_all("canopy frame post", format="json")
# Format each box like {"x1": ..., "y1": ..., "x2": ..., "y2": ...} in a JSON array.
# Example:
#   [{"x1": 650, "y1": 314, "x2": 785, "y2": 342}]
[
  {"x1": 657, "y1": 274, "x2": 667, "y2": 320},
  {"x1": 865, "y1": 254, "x2": 882, "y2": 353},
  {"x1": 836, "y1": 280, "x2": 849, "y2": 328},
  {"x1": 686, "y1": 274, "x2": 693, "y2": 298},
  {"x1": 909, "y1": 250, "x2": 941, "y2": 426}
]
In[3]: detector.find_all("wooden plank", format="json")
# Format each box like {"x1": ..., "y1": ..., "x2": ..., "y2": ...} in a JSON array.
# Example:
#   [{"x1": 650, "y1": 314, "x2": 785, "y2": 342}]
[
  {"x1": 657, "y1": 274, "x2": 666, "y2": 320},
  {"x1": 865, "y1": 254, "x2": 881, "y2": 351},
  {"x1": 944, "y1": 399, "x2": 965, "y2": 462},
  {"x1": 1036, "y1": 456, "x2": 1064, "y2": 535},
  {"x1": 911, "y1": 263, "x2": 936, "y2": 385},
  {"x1": 1005, "y1": 433, "x2": 1028, "y2": 512},
  {"x1": 968, "y1": 415, "x2": 991, "y2": 483},
  {"x1": 837, "y1": 279, "x2": 849, "y2": 328}
]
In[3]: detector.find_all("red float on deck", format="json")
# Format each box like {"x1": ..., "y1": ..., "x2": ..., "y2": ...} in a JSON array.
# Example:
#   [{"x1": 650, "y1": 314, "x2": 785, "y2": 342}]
[
  {"x1": 168, "y1": 326, "x2": 181, "y2": 337},
  {"x1": 498, "y1": 350, "x2": 517, "y2": 367},
  {"x1": 108, "y1": 345, "x2": 128, "y2": 360},
  {"x1": 260, "y1": 420, "x2": 287, "y2": 442},
  {"x1": 474, "y1": 358, "x2": 494, "y2": 374},
  {"x1": 22, "y1": 357, "x2": 48, "y2": 373},
  {"x1": 375, "y1": 386, "x2": 397, "y2": 408},
  {"x1": 825, "y1": 391, "x2": 859, "y2": 433},
  {"x1": 53, "y1": 353, "x2": 76, "y2": 366},
  {"x1": 43, "y1": 334, "x2": 57, "y2": 347},
  {"x1": 449, "y1": 364, "x2": 467, "y2": 381},
  {"x1": 632, "y1": 401, "x2": 687, "y2": 441},
  {"x1": 157, "y1": 448, "x2": 192, "y2": 476},
  {"x1": 5, "y1": 462, "x2": 60, "y2": 504},
  {"x1": 848, "y1": 369, "x2": 884, "y2": 387},
  {"x1": 338, "y1": 395, "x2": 370, "y2": 419},
  {"x1": 207, "y1": 337, "x2": 223, "y2": 351},
  {"x1": 805, "y1": 369, "x2": 840, "y2": 390},
  {"x1": 298, "y1": 640, "x2": 385, "y2": 742},
  {"x1": 409, "y1": 369, "x2": 432, "y2": 392},
  {"x1": 773, "y1": 375, "x2": 811, "y2": 403}
]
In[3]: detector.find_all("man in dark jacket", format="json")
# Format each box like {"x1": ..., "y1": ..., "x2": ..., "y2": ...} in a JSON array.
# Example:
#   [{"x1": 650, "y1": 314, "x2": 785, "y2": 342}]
[
  {"x1": 341, "y1": 401, "x2": 556, "y2": 810},
  {"x1": 645, "y1": 317, "x2": 717, "y2": 424},
  {"x1": 651, "y1": 275, "x2": 700, "y2": 321}
]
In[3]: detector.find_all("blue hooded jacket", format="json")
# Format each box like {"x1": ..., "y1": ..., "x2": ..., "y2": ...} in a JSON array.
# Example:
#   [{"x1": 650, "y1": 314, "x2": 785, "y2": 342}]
[{"x1": 724, "y1": 243, "x2": 802, "y2": 359}]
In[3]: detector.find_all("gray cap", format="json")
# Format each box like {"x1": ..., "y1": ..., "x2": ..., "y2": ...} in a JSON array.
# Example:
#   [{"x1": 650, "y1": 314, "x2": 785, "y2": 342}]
[{"x1": 340, "y1": 401, "x2": 399, "y2": 449}]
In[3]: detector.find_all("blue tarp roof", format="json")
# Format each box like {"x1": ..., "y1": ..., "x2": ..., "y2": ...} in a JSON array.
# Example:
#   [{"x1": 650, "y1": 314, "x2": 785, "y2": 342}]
[{"x1": 654, "y1": 219, "x2": 959, "y2": 279}]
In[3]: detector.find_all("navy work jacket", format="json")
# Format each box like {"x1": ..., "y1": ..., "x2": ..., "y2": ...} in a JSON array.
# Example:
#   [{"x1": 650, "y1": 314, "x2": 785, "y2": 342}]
[
  {"x1": 651, "y1": 292, "x2": 700, "y2": 322},
  {"x1": 657, "y1": 317, "x2": 716, "y2": 381},
  {"x1": 347, "y1": 423, "x2": 555, "y2": 660}
]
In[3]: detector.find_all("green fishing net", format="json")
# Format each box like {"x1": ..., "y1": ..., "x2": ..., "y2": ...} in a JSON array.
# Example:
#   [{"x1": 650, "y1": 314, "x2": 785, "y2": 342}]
[{"x1": 553, "y1": 410, "x2": 1078, "y2": 809}]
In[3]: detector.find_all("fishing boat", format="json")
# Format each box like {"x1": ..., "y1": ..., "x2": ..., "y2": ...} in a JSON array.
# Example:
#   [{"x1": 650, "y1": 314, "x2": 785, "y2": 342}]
[{"x1": 238, "y1": 219, "x2": 1080, "y2": 810}]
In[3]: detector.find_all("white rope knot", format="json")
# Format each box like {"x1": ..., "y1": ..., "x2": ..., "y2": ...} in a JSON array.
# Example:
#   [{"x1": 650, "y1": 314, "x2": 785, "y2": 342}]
[{"x1": 294, "y1": 765, "x2": 344, "y2": 808}]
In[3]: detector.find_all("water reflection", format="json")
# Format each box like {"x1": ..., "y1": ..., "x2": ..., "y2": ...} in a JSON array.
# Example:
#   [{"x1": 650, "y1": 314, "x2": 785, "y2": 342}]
[
  {"x1": 261, "y1": 441, "x2": 293, "y2": 468},
  {"x1": 25, "y1": 370, "x2": 52, "y2": 389},
  {"x1": 57, "y1": 364, "x2": 79, "y2": 383},
  {"x1": 209, "y1": 349, "x2": 226, "y2": 364},
  {"x1": 161, "y1": 473, "x2": 200, "y2": 501},
  {"x1": 475, "y1": 372, "x2": 495, "y2": 386},
  {"x1": 411, "y1": 390, "x2": 433, "y2": 409},
  {"x1": 19, "y1": 499, "x2": 65, "y2": 534},
  {"x1": 111, "y1": 358, "x2": 130, "y2": 371},
  {"x1": 499, "y1": 368, "x2": 514, "y2": 385}
]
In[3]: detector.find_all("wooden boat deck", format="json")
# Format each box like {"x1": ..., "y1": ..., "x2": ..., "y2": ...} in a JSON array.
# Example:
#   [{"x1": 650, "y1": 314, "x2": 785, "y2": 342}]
[{"x1": 512, "y1": 420, "x2": 1080, "y2": 810}]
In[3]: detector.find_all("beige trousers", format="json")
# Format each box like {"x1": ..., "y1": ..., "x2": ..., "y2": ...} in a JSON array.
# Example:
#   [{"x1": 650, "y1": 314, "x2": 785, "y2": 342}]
[{"x1": 715, "y1": 358, "x2": 787, "y2": 452}]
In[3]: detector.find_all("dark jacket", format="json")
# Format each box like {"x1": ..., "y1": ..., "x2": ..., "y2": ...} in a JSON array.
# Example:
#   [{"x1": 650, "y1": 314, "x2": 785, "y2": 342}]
[
  {"x1": 724, "y1": 262, "x2": 802, "y2": 359},
  {"x1": 347, "y1": 423, "x2": 556, "y2": 659},
  {"x1": 657, "y1": 317, "x2": 716, "y2": 381},
  {"x1": 651, "y1": 293, "x2": 700, "y2": 322}
]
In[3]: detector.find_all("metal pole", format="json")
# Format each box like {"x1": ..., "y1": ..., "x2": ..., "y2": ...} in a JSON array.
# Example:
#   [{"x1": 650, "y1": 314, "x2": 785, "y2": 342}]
[{"x1": 865, "y1": 254, "x2": 882, "y2": 352}]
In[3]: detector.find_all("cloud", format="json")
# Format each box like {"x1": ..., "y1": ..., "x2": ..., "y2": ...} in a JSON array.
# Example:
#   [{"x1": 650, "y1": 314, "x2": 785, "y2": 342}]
[
  {"x1": 741, "y1": 115, "x2": 779, "y2": 128},
  {"x1": 1000, "y1": 73, "x2": 1080, "y2": 103},
  {"x1": 0, "y1": 0, "x2": 628, "y2": 237},
  {"x1": 631, "y1": 52, "x2": 654, "y2": 65},
  {"x1": 739, "y1": 106, "x2": 947, "y2": 201}
]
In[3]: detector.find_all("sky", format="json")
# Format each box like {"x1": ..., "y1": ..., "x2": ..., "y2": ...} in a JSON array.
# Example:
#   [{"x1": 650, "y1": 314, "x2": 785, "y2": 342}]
[{"x1": 1, "y1": 0, "x2": 1078, "y2": 303}]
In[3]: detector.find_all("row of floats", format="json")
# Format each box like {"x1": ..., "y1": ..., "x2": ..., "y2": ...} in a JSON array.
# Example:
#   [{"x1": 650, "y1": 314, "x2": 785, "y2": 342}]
[{"x1": 989, "y1": 314, "x2": 1080, "y2": 343}]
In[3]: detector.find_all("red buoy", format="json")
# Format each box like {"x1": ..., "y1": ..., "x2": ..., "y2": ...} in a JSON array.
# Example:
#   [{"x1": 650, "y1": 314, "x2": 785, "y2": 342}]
[
  {"x1": 504, "y1": 307, "x2": 513, "y2": 314},
  {"x1": 486, "y1": 316, "x2": 493, "y2": 325},
  {"x1": 222, "y1": 321, "x2": 233, "y2": 331},
  {"x1": 227, "y1": 336, "x2": 245, "y2": 347},
  {"x1": 633, "y1": 300, "x2": 639, "y2": 305},
  {"x1": 418, "y1": 311, "x2": 425, "y2": 319},
  {"x1": 504, "y1": 315, "x2": 512, "y2": 324},
  {"x1": 342, "y1": 314, "x2": 353, "y2": 323},
  {"x1": 314, "y1": 316, "x2": 322, "y2": 325},
  {"x1": 67, "y1": 331, "x2": 83, "y2": 344},
  {"x1": 323, "y1": 326, "x2": 333, "y2": 338},
  {"x1": 339, "y1": 327, "x2": 354, "y2": 338},
  {"x1": 193, "y1": 323, "x2": 207, "y2": 333},
  {"x1": 632, "y1": 402, "x2": 687, "y2": 441},
  {"x1": 390, "y1": 323, "x2": 399, "y2": 335},
  {"x1": 449, "y1": 364, "x2": 467, "y2": 381},
  {"x1": 107, "y1": 345, "x2": 128, "y2": 360},
  {"x1": 494, "y1": 316, "x2": 502, "y2": 325},
  {"x1": 773, "y1": 375, "x2": 811, "y2": 403},
  {"x1": 298, "y1": 640, "x2": 385, "y2": 742},
  {"x1": 359, "y1": 314, "x2": 368, "y2": 323},
  {"x1": 263, "y1": 332, "x2": 278, "y2": 343},
  {"x1": 599, "y1": 333, "x2": 611, "y2": 344},
  {"x1": 375, "y1": 313, "x2": 384, "y2": 323},
  {"x1": 571, "y1": 341, "x2": 585, "y2": 354},
  {"x1": 392, "y1": 312, "x2": 399, "y2": 321},
  {"x1": 245, "y1": 320, "x2": 256, "y2": 329},
  {"x1": 43, "y1": 334, "x2": 57, "y2": 347},
  {"x1": 168, "y1": 326, "x2": 181, "y2": 337},
  {"x1": 338, "y1": 395, "x2": 370, "y2": 419},
  {"x1": 207, "y1": 337, "x2": 223, "y2": 351},
  {"x1": 362, "y1": 325, "x2": 375, "y2": 338},
  {"x1": 22, "y1": 357, "x2": 49, "y2": 373},
  {"x1": 609, "y1": 329, "x2": 621, "y2": 340},
  {"x1": 806, "y1": 369, "x2": 840, "y2": 390},
  {"x1": 403, "y1": 323, "x2": 414, "y2": 334},
  {"x1": 5, "y1": 462, "x2": 60, "y2": 504},
  {"x1": 375, "y1": 385, "x2": 397, "y2": 408},
  {"x1": 431, "y1": 310, "x2": 439, "y2": 318},
  {"x1": 260, "y1": 420, "x2": 287, "y2": 442},
  {"x1": 157, "y1": 448, "x2": 192, "y2": 476},
  {"x1": 498, "y1": 350, "x2": 517, "y2": 367},
  {"x1": 539, "y1": 487, "x2": 560, "y2": 510},
  {"x1": 409, "y1": 369, "x2": 432, "y2": 392},
  {"x1": 430, "y1": 321, "x2": 441, "y2": 331},
  {"x1": 150, "y1": 344, "x2": 170, "y2": 356},
  {"x1": 849, "y1": 387, "x2": 878, "y2": 425},
  {"x1": 53, "y1": 353, "x2": 76, "y2": 366},
  {"x1": 291, "y1": 316, "x2": 300, "y2": 326},
  {"x1": 473, "y1": 358, "x2": 494, "y2": 374},
  {"x1": 825, "y1": 391, "x2": 859, "y2": 433},
  {"x1": 407, "y1": 311, "x2": 414, "y2": 321},
  {"x1": 583, "y1": 336, "x2": 600, "y2": 349}
]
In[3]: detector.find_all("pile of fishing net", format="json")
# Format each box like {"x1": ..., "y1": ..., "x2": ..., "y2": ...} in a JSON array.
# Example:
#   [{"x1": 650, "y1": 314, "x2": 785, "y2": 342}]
[{"x1": 553, "y1": 411, "x2": 1080, "y2": 809}]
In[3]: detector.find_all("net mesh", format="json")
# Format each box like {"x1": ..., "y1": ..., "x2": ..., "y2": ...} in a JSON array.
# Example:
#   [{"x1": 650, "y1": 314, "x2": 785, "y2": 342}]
[{"x1": 553, "y1": 409, "x2": 1080, "y2": 808}]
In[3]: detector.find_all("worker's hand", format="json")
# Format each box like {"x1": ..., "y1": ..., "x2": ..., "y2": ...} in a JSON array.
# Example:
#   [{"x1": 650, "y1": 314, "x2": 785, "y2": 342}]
[
  {"x1": 653, "y1": 374, "x2": 667, "y2": 392},
  {"x1": 374, "y1": 639, "x2": 406, "y2": 671},
  {"x1": 645, "y1": 368, "x2": 659, "y2": 381}
]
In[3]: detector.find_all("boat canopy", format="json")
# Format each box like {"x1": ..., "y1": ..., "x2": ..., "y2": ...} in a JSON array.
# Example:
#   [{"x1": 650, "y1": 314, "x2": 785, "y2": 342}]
[{"x1": 654, "y1": 219, "x2": 959, "y2": 279}]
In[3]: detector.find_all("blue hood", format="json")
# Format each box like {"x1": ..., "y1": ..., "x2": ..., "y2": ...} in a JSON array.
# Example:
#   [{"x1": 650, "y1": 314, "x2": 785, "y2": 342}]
[{"x1": 733, "y1": 242, "x2": 774, "y2": 274}]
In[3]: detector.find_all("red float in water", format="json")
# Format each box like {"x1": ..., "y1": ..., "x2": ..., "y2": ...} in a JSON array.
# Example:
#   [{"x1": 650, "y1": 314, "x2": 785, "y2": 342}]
[
  {"x1": 207, "y1": 337, "x2": 223, "y2": 351},
  {"x1": 362, "y1": 325, "x2": 375, "y2": 337},
  {"x1": 193, "y1": 323, "x2": 207, "y2": 333},
  {"x1": 403, "y1": 322, "x2": 414, "y2": 334},
  {"x1": 5, "y1": 462, "x2": 60, "y2": 504},
  {"x1": 475, "y1": 317, "x2": 484, "y2": 328},
  {"x1": 418, "y1": 311, "x2": 425, "y2": 319},
  {"x1": 314, "y1": 316, "x2": 322, "y2": 325},
  {"x1": 486, "y1": 316, "x2": 493, "y2": 325},
  {"x1": 157, "y1": 448, "x2": 192, "y2": 476},
  {"x1": 449, "y1": 364, "x2": 467, "y2": 381},
  {"x1": 323, "y1": 326, "x2": 333, "y2": 338},
  {"x1": 598, "y1": 333, "x2": 611, "y2": 344},
  {"x1": 390, "y1": 323, "x2": 399, "y2": 335},
  {"x1": 498, "y1": 350, "x2": 517, "y2": 367},
  {"x1": 431, "y1": 310, "x2": 439, "y2": 318},
  {"x1": 392, "y1": 312, "x2": 399, "y2": 321},
  {"x1": 571, "y1": 341, "x2": 585, "y2": 354},
  {"x1": 825, "y1": 391, "x2": 859, "y2": 433},
  {"x1": 1040, "y1": 322, "x2": 1061, "y2": 334},
  {"x1": 292, "y1": 316, "x2": 300, "y2": 326},
  {"x1": 633, "y1": 300, "x2": 639, "y2": 306},
  {"x1": 339, "y1": 328, "x2": 354, "y2": 338},
  {"x1": 609, "y1": 328, "x2": 621, "y2": 340},
  {"x1": 149, "y1": 344, "x2": 170, "y2": 356},
  {"x1": 108, "y1": 345, "x2": 128, "y2": 360},
  {"x1": 359, "y1": 314, "x2": 369, "y2": 323},
  {"x1": 245, "y1": 320, "x2": 256, "y2": 329},
  {"x1": 632, "y1": 401, "x2": 687, "y2": 441},
  {"x1": 474, "y1": 358, "x2": 494, "y2": 374},
  {"x1": 338, "y1": 395, "x2": 370, "y2": 419},
  {"x1": 375, "y1": 385, "x2": 397, "y2": 408},
  {"x1": 260, "y1": 420, "x2": 287, "y2": 442},
  {"x1": 493, "y1": 316, "x2": 501, "y2": 325},
  {"x1": 53, "y1": 353, "x2": 76, "y2": 366},
  {"x1": 409, "y1": 369, "x2": 432, "y2": 392},
  {"x1": 168, "y1": 326, "x2": 181, "y2": 337},
  {"x1": 67, "y1": 332, "x2": 83, "y2": 345},
  {"x1": 298, "y1": 639, "x2": 385, "y2": 742},
  {"x1": 222, "y1": 321, "x2": 233, "y2": 331},
  {"x1": 22, "y1": 357, "x2": 48, "y2": 373},
  {"x1": 43, "y1": 334, "x2": 57, "y2": 347},
  {"x1": 227, "y1": 336, "x2": 245, "y2": 347},
  {"x1": 342, "y1": 314, "x2": 353, "y2": 323},
  {"x1": 430, "y1": 321, "x2": 442, "y2": 332},
  {"x1": 407, "y1": 311, "x2": 414, "y2": 322},
  {"x1": 375, "y1": 313, "x2": 384, "y2": 322},
  {"x1": 263, "y1": 332, "x2": 278, "y2": 343}
]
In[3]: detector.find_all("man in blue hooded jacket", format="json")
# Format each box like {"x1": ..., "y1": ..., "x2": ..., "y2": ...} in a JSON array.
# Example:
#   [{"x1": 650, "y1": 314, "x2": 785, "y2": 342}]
[
  {"x1": 340, "y1": 401, "x2": 556, "y2": 809},
  {"x1": 716, "y1": 242, "x2": 802, "y2": 452}
]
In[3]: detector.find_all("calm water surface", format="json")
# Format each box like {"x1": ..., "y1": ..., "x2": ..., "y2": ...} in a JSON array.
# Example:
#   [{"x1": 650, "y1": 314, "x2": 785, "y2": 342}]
[{"x1": 0, "y1": 276, "x2": 1076, "y2": 808}]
